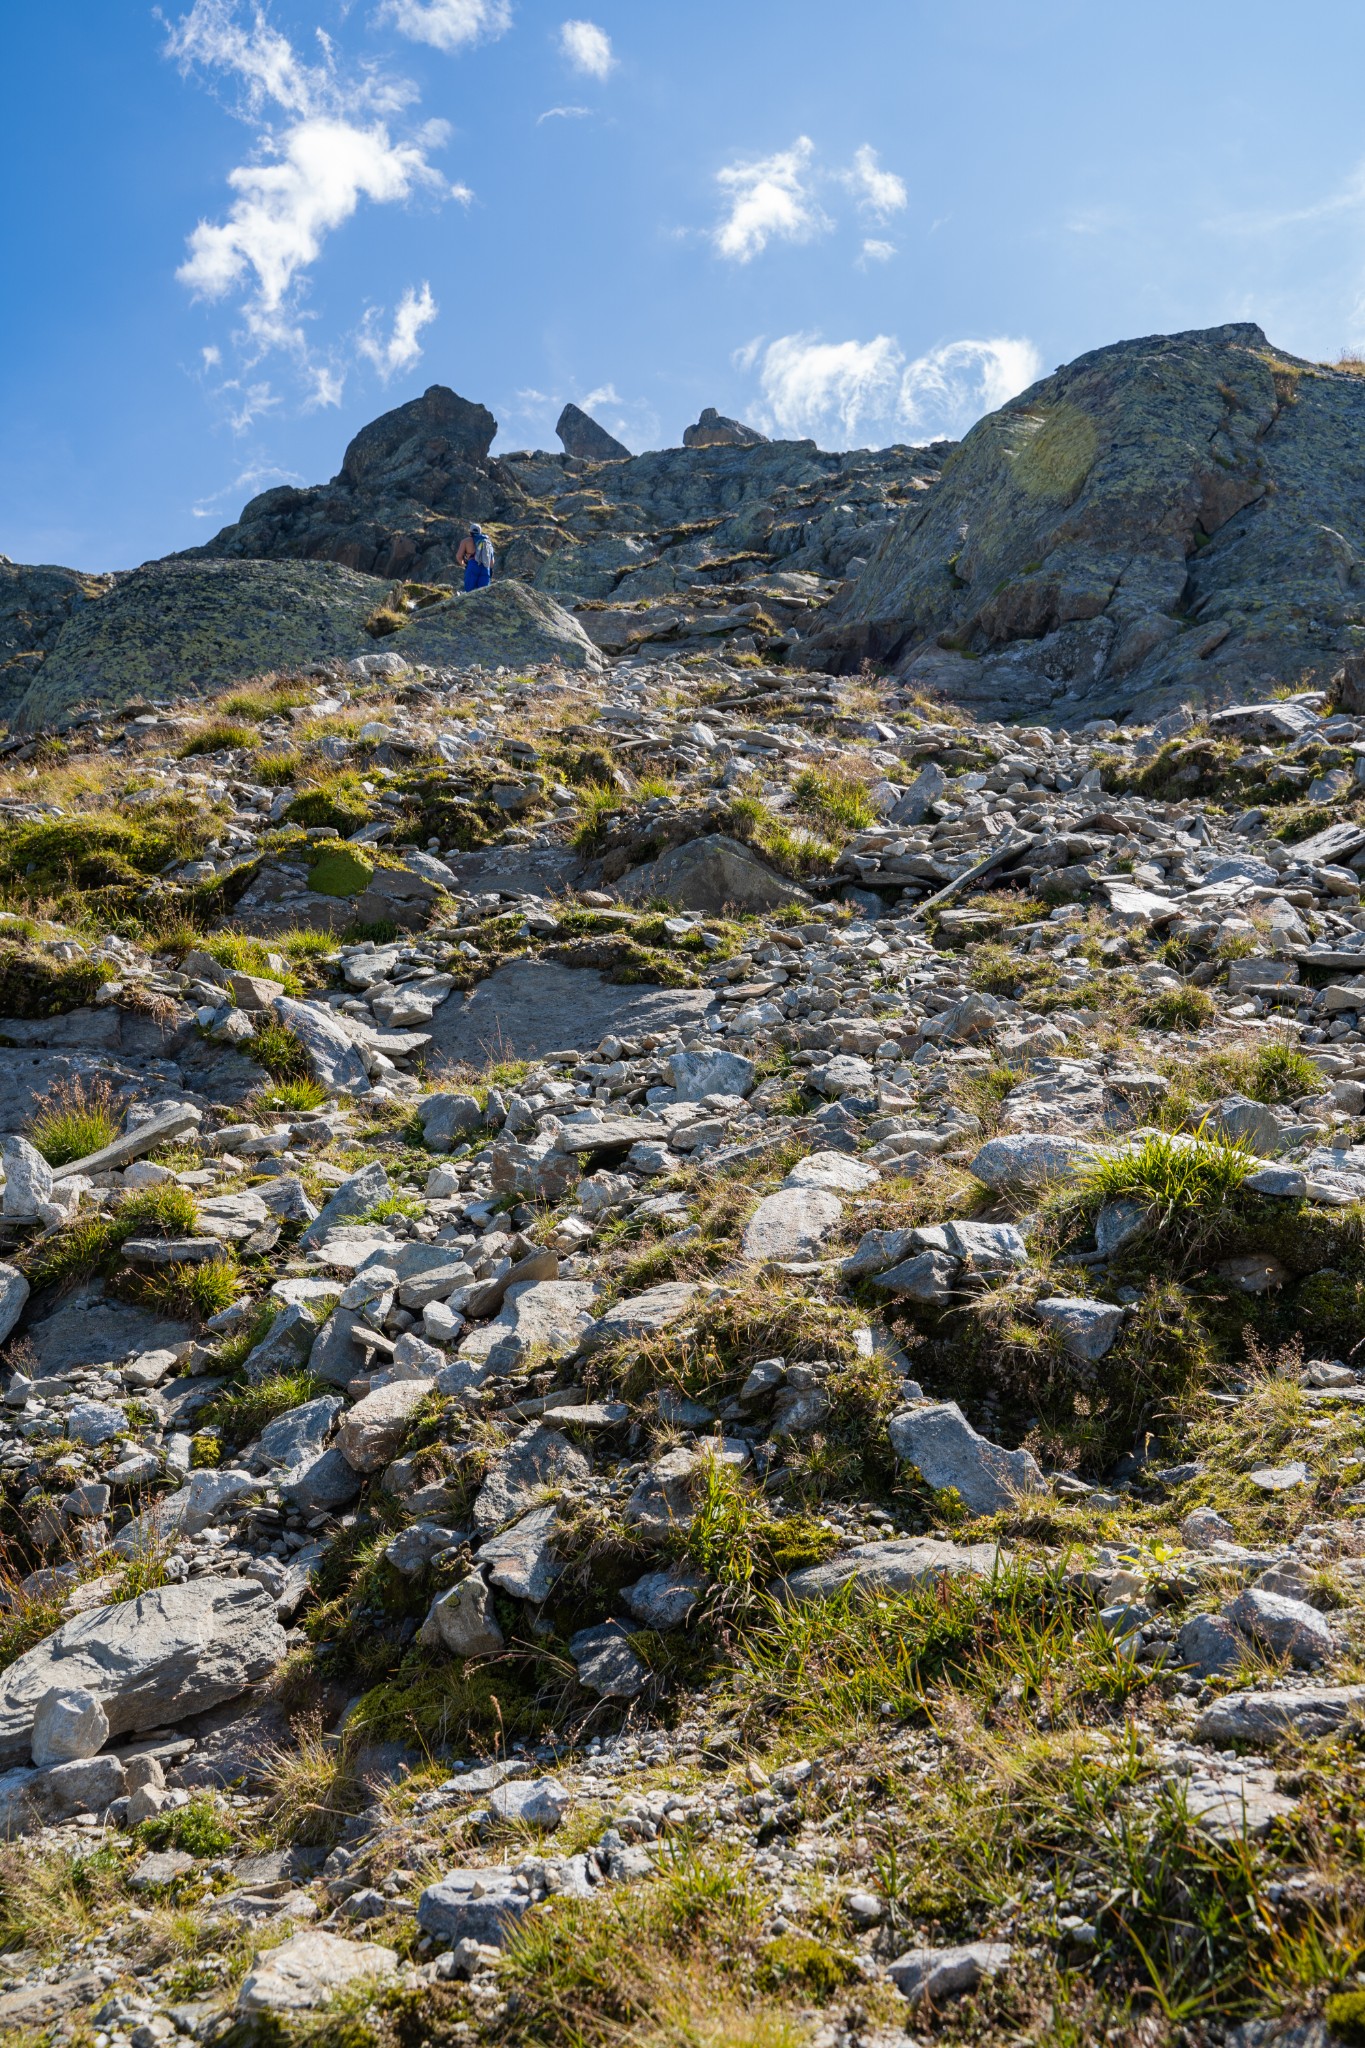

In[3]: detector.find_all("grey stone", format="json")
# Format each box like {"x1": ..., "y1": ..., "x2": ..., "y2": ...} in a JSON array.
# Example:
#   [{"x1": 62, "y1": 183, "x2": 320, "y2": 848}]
[
  {"x1": 385, "y1": 1521, "x2": 463, "y2": 1575},
  {"x1": 557, "y1": 402, "x2": 631, "y2": 460},
  {"x1": 237, "y1": 1930, "x2": 399, "y2": 2014},
  {"x1": 66, "y1": 1399, "x2": 125, "y2": 1447},
  {"x1": 780, "y1": 1536, "x2": 1003, "y2": 1604},
  {"x1": 427, "y1": 960, "x2": 716, "y2": 1066},
  {"x1": 279, "y1": 1445, "x2": 363, "y2": 1513},
  {"x1": 667, "y1": 1048, "x2": 755, "y2": 1100},
  {"x1": 477, "y1": 1504, "x2": 562, "y2": 1600},
  {"x1": 30, "y1": 1686, "x2": 109, "y2": 1767},
  {"x1": 128, "y1": 1847, "x2": 196, "y2": 1888},
  {"x1": 472, "y1": 1423, "x2": 590, "y2": 1536},
  {"x1": 969, "y1": 1133, "x2": 1092, "y2": 1189},
  {"x1": 258, "y1": 1395, "x2": 343, "y2": 1469},
  {"x1": 259, "y1": 1176, "x2": 319, "y2": 1224},
  {"x1": 419, "y1": 1092, "x2": 483, "y2": 1149},
  {"x1": 0, "y1": 1578, "x2": 286, "y2": 1764},
  {"x1": 785, "y1": 1150, "x2": 878, "y2": 1193},
  {"x1": 1208, "y1": 1093, "x2": 1286, "y2": 1156},
  {"x1": 577, "y1": 1282, "x2": 698, "y2": 1354},
  {"x1": 842, "y1": 1226, "x2": 920, "y2": 1281},
  {"x1": 418, "y1": 1867, "x2": 532, "y2": 1947},
  {"x1": 420, "y1": 1575, "x2": 506, "y2": 1658},
  {"x1": 887, "y1": 1940, "x2": 1012, "y2": 2005},
  {"x1": 1095, "y1": 1198, "x2": 1148, "y2": 1255},
  {"x1": 1224, "y1": 1587, "x2": 1333, "y2": 1666},
  {"x1": 0, "y1": 1262, "x2": 29, "y2": 1346},
  {"x1": 488, "y1": 1776, "x2": 571, "y2": 1827},
  {"x1": 300, "y1": 1161, "x2": 391, "y2": 1247},
  {"x1": 272, "y1": 995, "x2": 370, "y2": 1094},
  {"x1": 460, "y1": 1278, "x2": 598, "y2": 1372},
  {"x1": 1182, "y1": 1769, "x2": 1298, "y2": 1842},
  {"x1": 620, "y1": 1567, "x2": 706, "y2": 1629},
  {"x1": 888, "y1": 1402, "x2": 1044, "y2": 1514},
  {"x1": 683, "y1": 407, "x2": 767, "y2": 449},
  {"x1": 1182, "y1": 1505, "x2": 1236, "y2": 1548},
  {"x1": 1176, "y1": 1611, "x2": 1244, "y2": 1677},
  {"x1": 33, "y1": 1752, "x2": 126, "y2": 1821},
  {"x1": 569, "y1": 1621, "x2": 649, "y2": 1699},
  {"x1": 1033, "y1": 1295, "x2": 1125, "y2": 1362},
  {"x1": 811, "y1": 1054, "x2": 875, "y2": 1099},
  {"x1": 1248, "y1": 1460, "x2": 1310, "y2": 1491},
  {"x1": 870, "y1": 1249, "x2": 958, "y2": 1304},
  {"x1": 888, "y1": 762, "x2": 947, "y2": 826},
  {"x1": 241, "y1": 1302, "x2": 319, "y2": 1383},
  {"x1": 1194, "y1": 1685, "x2": 1365, "y2": 1745},
  {"x1": 338, "y1": 1378, "x2": 434, "y2": 1473},
  {"x1": 23, "y1": 1286, "x2": 188, "y2": 1375},
  {"x1": 741, "y1": 1186, "x2": 843, "y2": 1262},
  {"x1": 622, "y1": 1441, "x2": 747, "y2": 1541},
  {"x1": 617, "y1": 833, "x2": 810, "y2": 915},
  {"x1": 1, "y1": 1136, "x2": 52, "y2": 1217}
]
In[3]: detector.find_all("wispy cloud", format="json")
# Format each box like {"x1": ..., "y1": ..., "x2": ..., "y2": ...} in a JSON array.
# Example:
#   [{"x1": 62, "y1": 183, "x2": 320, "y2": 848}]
[
  {"x1": 840, "y1": 145, "x2": 907, "y2": 223},
  {"x1": 192, "y1": 457, "x2": 304, "y2": 519},
  {"x1": 713, "y1": 136, "x2": 829, "y2": 263},
  {"x1": 166, "y1": 1, "x2": 463, "y2": 398},
  {"x1": 558, "y1": 19, "x2": 614, "y2": 79},
  {"x1": 537, "y1": 103, "x2": 590, "y2": 123},
  {"x1": 859, "y1": 238, "x2": 896, "y2": 266},
  {"x1": 711, "y1": 136, "x2": 907, "y2": 263},
  {"x1": 747, "y1": 330, "x2": 1042, "y2": 446},
  {"x1": 358, "y1": 281, "x2": 438, "y2": 379},
  {"x1": 379, "y1": 0, "x2": 512, "y2": 53}
]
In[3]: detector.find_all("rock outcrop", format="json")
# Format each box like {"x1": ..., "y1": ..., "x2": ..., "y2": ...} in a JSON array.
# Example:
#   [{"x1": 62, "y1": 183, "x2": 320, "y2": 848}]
[
  {"x1": 683, "y1": 406, "x2": 768, "y2": 448},
  {"x1": 556, "y1": 402, "x2": 631, "y2": 461},
  {"x1": 810, "y1": 321, "x2": 1365, "y2": 722},
  {"x1": 0, "y1": 562, "x2": 118, "y2": 725}
]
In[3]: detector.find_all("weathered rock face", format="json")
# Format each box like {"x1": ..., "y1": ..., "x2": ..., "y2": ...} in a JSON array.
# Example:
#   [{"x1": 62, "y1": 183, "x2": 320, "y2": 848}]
[
  {"x1": 395, "y1": 578, "x2": 604, "y2": 673},
  {"x1": 0, "y1": 562, "x2": 117, "y2": 725},
  {"x1": 683, "y1": 407, "x2": 768, "y2": 449},
  {"x1": 811, "y1": 321, "x2": 1365, "y2": 722},
  {"x1": 557, "y1": 403, "x2": 631, "y2": 461},
  {"x1": 13, "y1": 558, "x2": 387, "y2": 729}
]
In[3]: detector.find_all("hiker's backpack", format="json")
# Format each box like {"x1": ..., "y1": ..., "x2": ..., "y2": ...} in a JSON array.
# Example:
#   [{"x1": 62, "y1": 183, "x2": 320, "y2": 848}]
[{"x1": 475, "y1": 534, "x2": 495, "y2": 572}]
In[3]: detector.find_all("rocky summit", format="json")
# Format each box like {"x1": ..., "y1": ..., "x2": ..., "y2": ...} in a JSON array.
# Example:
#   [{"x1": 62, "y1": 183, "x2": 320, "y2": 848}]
[{"x1": 7, "y1": 332, "x2": 1365, "y2": 2048}]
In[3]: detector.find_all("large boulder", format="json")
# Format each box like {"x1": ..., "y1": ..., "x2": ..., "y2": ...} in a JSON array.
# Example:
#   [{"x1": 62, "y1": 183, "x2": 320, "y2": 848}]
[
  {"x1": 237, "y1": 1930, "x2": 398, "y2": 2015},
  {"x1": 683, "y1": 407, "x2": 768, "y2": 449},
  {"x1": 0, "y1": 1579, "x2": 286, "y2": 1765},
  {"x1": 556, "y1": 403, "x2": 631, "y2": 461},
  {"x1": 812, "y1": 321, "x2": 1365, "y2": 722},
  {"x1": 15, "y1": 558, "x2": 387, "y2": 728},
  {"x1": 425, "y1": 960, "x2": 717, "y2": 1066},
  {"x1": 386, "y1": 578, "x2": 605, "y2": 673},
  {"x1": 617, "y1": 833, "x2": 810, "y2": 915}
]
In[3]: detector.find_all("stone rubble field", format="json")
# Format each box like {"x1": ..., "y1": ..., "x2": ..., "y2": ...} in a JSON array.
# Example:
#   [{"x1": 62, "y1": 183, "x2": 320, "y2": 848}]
[{"x1": 4, "y1": 640, "x2": 1365, "y2": 2048}]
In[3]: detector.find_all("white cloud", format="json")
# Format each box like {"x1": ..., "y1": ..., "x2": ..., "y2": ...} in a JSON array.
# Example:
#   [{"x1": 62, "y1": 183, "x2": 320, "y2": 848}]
[
  {"x1": 192, "y1": 458, "x2": 304, "y2": 519},
  {"x1": 859, "y1": 238, "x2": 896, "y2": 265},
  {"x1": 307, "y1": 364, "x2": 347, "y2": 408},
  {"x1": 538, "y1": 103, "x2": 590, "y2": 122},
  {"x1": 379, "y1": 0, "x2": 512, "y2": 53},
  {"x1": 165, "y1": 2, "x2": 465, "y2": 393},
  {"x1": 358, "y1": 281, "x2": 439, "y2": 379},
  {"x1": 841, "y1": 145, "x2": 906, "y2": 223},
  {"x1": 897, "y1": 337, "x2": 1043, "y2": 437},
  {"x1": 755, "y1": 332, "x2": 903, "y2": 442},
  {"x1": 713, "y1": 136, "x2": 829, "y2": 263},
  {"x1": 178, "y1": 116, "x2": 444, "y2": 317},
  {"x1": 202, "y1": 343, "x2": 222, "y2": 367},
  {"x1": 748, "y1": 330, "x2": 1042, "y2": 447},
  {"x1": 558, "y1": 19, "x2": 614, "y2": 79},
  {"x1": 450, "y1": 179, "x2": 475, "y2": 204}
]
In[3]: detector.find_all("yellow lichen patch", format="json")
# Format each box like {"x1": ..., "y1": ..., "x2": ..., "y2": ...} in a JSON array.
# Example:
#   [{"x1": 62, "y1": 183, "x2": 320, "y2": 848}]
[{"x1": 1009, "y1": 402, "x2": 1100, "y2": 503}]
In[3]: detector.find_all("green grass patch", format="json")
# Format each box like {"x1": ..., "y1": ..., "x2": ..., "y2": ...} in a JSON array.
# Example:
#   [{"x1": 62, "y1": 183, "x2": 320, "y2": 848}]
[
  {"x1": 27, "y1": 1076, "x2": 120, "y2": 1165},
  {"x1": 178, "y1": 722, "x2": 260, "y2": 758}
]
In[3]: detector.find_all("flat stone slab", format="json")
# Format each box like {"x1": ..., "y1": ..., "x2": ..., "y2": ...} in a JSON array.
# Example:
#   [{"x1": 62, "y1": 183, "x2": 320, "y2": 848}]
[
  {"x1": 1194, "y1": 1685, "x2": 1365, "y2": 1746},
  {"x1": 423, "y1": 961, "x2": 717, "y2": 1067},
  {"x1": 779, "y1": 1536, "x2": 1004, "y2": 1604},
  {"x1": 23, "y1": 1286, "x2": 191, "y2": 1375}
]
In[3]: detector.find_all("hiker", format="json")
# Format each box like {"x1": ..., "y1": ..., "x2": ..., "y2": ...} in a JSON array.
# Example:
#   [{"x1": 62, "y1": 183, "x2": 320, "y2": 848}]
[{"x1": 457, "y1": 522, "x2": 495, "y2": 592}]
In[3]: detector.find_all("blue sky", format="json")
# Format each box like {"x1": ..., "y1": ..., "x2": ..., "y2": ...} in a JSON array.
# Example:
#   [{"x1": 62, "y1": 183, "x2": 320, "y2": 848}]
[{"x1": 7, "y1": 0, "x2": 1365, "y2": 571}]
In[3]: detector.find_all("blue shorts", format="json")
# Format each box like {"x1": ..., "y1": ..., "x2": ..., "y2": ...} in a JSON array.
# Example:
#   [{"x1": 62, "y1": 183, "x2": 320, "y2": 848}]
[{"x1": 464, "y1": 561, "x2": 491, "y2": 592}]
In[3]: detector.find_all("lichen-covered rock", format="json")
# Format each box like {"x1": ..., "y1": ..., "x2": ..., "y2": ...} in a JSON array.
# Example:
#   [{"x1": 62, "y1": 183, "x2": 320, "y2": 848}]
[
  {"x1": 15, "y1": 558, "x2": 388, "y2": 728},
  {"x1": 812, "y1": 320, "x2": 1365, "y2": 723}
]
